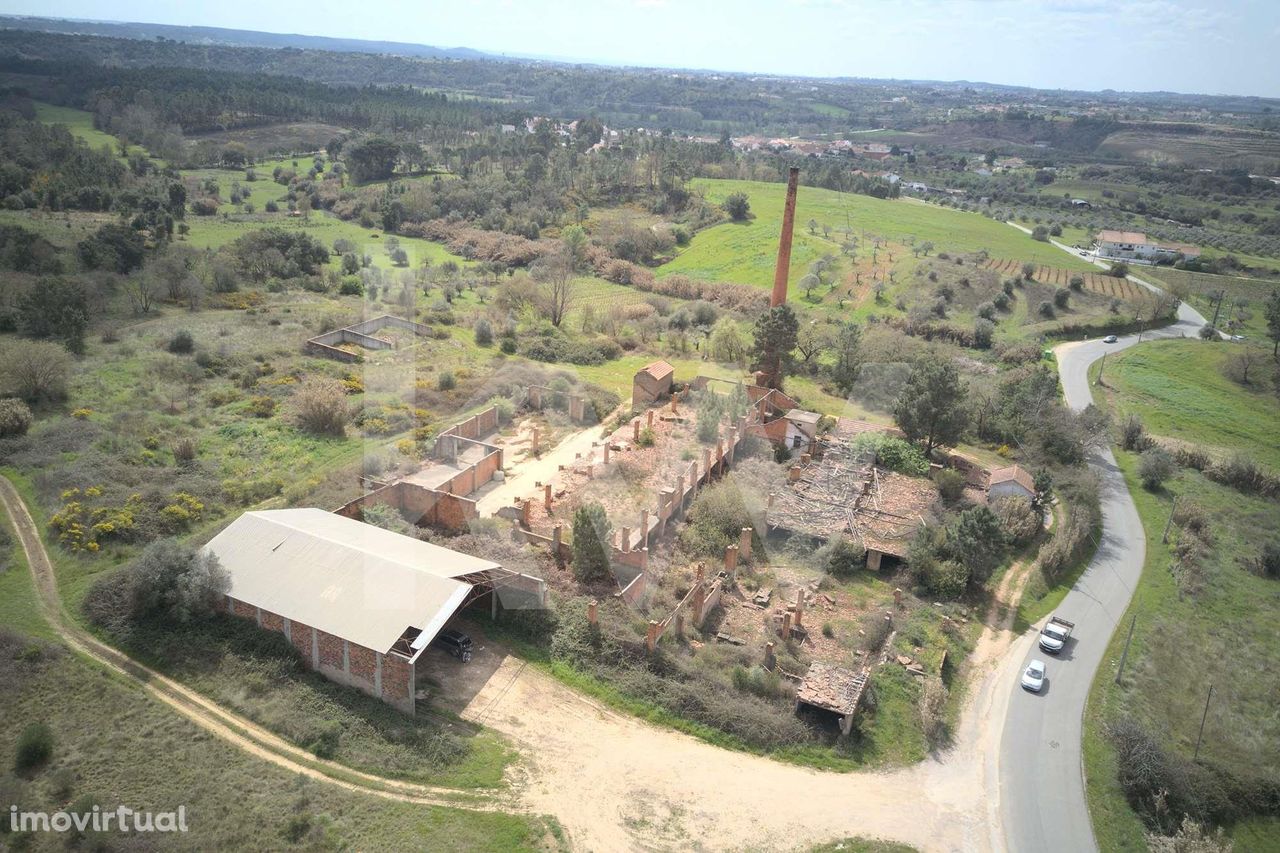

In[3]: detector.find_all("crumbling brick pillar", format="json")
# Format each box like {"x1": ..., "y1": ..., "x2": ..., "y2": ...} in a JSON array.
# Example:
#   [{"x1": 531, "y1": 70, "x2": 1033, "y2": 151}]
[
  {"x1": 739, "y1": 527, "x2": 753, "y2": 561},
  {"x1": 867, "y1": 549, "x2": 883, "y2": 572},
  {"x1": 639, "y1": 509, "x2": 649, "y2": 549},
  {"x1": 764, "y1": 641, "x2": 776, "y2": 671},
  {"x1": 552, "y1": 524, "x2": 563, "y2": 557},
  {"x1": 633, "y1": 418, "x2": 640, "y2": 443},
  {"x1": 569, "y1": 396, "x2": 585, "y2": 422},
  {"x1": 646, "y1": 620, "x2": 660, "y2": 652},
  {"x1": 521, "y1": 499, "x2": 534, "y2": 527},
  {"x1": 670, "y1": 392, "x2": 679, "y2": 414},
  {"x1": 544, "y1": 483, "x2": 553, "y2": 513},
  {"x1": 893, "y1": 587, "x2": 903, "y2": 609},
  {"x1": 724, "y1": 543, "x2": 739, "y2": 578},
  {"x1": 531, "y1": 426, "x2": 540, "y2": 455},
  {"x1": 588, "y1": 599, "x2": 598, "y2": 626},
  {"x1": 702, "y1": 448, "x2": 713, "y2": 482},
  {"x1": 603, "y1": 442, "x2": 610, "y2": 464},
  {"x1": 646, "y1": 410, "x2": 654, "y2": 429},
  {"x1": 689, "y1": 461, "x2": 699, "y2": 499},
  {"x1": 692, "y1": 564, "x2": 706, "y2": 624},
  {"x1": 795, "y1": 589, "x2": 805, "y2": 627},
  {"x1": 781, "y1": 611, "x2": 792, "y2": 640},
  {"x1": 620, "y1": 526, "x2": 631, "y2": 553},
  {"x1": 788, "y1": 465, "x2": 802, "y2": 482}
]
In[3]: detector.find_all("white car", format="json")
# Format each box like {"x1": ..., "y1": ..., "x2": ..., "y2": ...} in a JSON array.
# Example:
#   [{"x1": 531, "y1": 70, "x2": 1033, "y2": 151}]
[
  {"x1": 1021, "y1": 660, "x2": 1047, "y2": 693},
  {"x1": 1103, "y1": 335, "x2": 1119, "y2": 344}
]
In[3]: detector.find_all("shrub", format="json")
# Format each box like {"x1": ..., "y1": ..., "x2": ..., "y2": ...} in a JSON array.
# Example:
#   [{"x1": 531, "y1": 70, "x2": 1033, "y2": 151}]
[
  {"x1": 815, "y1": 536, "x2": 864, "y2": 577},
  {"x1": 0, "y1": 397, "x2": 33, "y2": 437},
  {"x1": 1138, "y1": 447, "x2": 1174, "y2": 490},
  {"x1": 1249, "y1": 542, "x2": 1280, "y2": 579},
  {"x1": 976, "y1": 301, "x2": 996, "y2": 320},
  {"x1": 247, "y1": 396, "x2": 277, "y2": 418},
  {"x1": 1069, "y1": 275, "x2": 1084, "y2": 292},
  {"x1": 1053, "y1": 289, "x2": 1070, "y2": 309},
  {"x1": 126, "y1": 538, "x2": 230, "y2": 623},
  {"x1": 436, "y1": 371, "x2": 456, "y2": 392},
  {"x1": 1037, "y1": 301, "x2": 1056, "y2": 319},
  {"x1": 849, "y1": 433, "x2": 929, "y2": 476},
  {"x1": 1110, "y1": 261, "x2": 1130, "y2": 278},
  {"x1": 289, "y1": 378, "x2": 349, "y2": 436},
  {"x1": 680, "y1": 481, "x2": 754, "y2": 558},
  {"x1": 571, "y1": 502, "x2": 612, "y2": 582},
  {"x1": 1120, "y1": 414, "x2": 1147, "y2": 451},
  {"x1": 926, "y1": 560, "x2": 969, "y2": 599},
  {"x1": 992, "y1": 495, "x2": 1041, "y2": 545},
  {"x1": 723, "y1": 192, "x2": 751, "y2": 221},
  {"x1": 167, "y1": 330, "x2": 195, "y2": 354},
  {"x1": 0, "y1": 340, "x2": 71, "y2": 402},
  {"x1": 933, "y1": 468, "x2": 966, "y2": 503},
  {"x1": 171, "y1": 438, "x2": 198, "y2": 466},
  {"x1": 473, "y1": 318, "x2": 493, "y2": 346},
  {"x1": 636, "y1": 426, "x2": 656, "y2": 447},
  {"x1": 14, "y1": 722, "x2": 53, "y2": 771}
]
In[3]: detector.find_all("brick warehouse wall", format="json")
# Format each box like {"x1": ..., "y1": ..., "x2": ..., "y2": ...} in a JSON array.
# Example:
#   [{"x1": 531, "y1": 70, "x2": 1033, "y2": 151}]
[{"x1": 224, "y1": 595, "x2": 417, "y2": 715}]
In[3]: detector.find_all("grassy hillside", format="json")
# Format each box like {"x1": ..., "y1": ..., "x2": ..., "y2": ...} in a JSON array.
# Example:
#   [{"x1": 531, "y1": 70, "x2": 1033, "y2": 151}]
[
  {"x1": 661, "y1": 179, "x2": 1093, "y2": 289},
  {"x1": 0, "y1": 629, "x2": 551, "y2": 851},
  {"x1": 1083, "y1": 342, "x2": 1280, "y2": 851},
  {"x1": 1099, "y1": 339, "x2": 1280, "y2": 469}
]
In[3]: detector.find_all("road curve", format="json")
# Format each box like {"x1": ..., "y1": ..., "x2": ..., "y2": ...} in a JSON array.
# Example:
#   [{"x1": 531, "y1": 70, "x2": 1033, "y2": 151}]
[{"x1": 997, "y1": 299, "x2": 1208, "y2": 851}]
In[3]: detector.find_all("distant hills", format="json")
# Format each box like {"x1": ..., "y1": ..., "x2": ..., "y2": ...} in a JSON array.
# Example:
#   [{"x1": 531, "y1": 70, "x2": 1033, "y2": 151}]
[{"x1": 0, "y1": 15, "x2": 500, "y2": 62}]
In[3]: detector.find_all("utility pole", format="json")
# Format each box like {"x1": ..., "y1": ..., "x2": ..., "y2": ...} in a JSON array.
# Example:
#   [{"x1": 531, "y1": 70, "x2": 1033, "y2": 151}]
[
  {"x1": 1096, "y1": 352, "x2": 1106, "y2": 385},
  {"x1": 1209, "y1": 289, "x2": 1226, "y2": 333},
  {"x1": 1194, "y1": 684, "x2": 1214, "y2": 761},
  {"x1": 1162, "y1": 495, "x2": 1178, "y2": 543},
  {"x1": 1114, "y1": 612, "x2": 1137, "y2": 685}
]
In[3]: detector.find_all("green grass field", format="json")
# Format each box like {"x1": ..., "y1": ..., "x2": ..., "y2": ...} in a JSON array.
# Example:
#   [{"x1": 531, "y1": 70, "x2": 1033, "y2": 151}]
[
  {"x1": 1081, "y1": 341, "x2": 1280, "y2": 851},
  {"x1": 1098, "y1": 339, "x2": 1280, "y2": 469},
  {"x1": 661, "y1": 179, "x2": 1093, "y2": 291},
  {"x1": 1144, "y1": 267, "x2": 1280, "y2": 339},
  {"x1": 0, "y1": 629, "x2": 549, "y2": 851}
]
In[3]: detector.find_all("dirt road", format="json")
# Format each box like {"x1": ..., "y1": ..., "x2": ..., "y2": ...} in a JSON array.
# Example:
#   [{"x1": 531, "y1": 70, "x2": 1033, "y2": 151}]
[
  {"x1": 454, "y1": 623, "x2": 1032, "y2": 851},
  {"x1": 3, "y1": 465, "x2": 1043, "y2": 851},
  {"x1": 0, "y1": 476, "x2": 498, "y2": 813}
]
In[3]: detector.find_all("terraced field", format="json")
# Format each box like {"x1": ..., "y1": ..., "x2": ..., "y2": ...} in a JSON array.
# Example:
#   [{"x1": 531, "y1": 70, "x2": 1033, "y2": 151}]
[
  {"x1": 662, "y1": 179, "x2": 1093, "y2": 290},
  {"x1": 983, "y1": 258, "x2": 1146, "y2": 301}
]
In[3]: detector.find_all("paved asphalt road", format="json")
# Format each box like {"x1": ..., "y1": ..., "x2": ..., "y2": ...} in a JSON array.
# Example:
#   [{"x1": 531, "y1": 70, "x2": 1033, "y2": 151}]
[{"x1": 998, "y1": 296, "x2": 1209, "y2": 852}]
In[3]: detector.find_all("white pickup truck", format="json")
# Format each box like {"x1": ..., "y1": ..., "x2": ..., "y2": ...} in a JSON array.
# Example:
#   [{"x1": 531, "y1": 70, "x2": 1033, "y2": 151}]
[{"x1": 1039, "y1": 615, "x2": 1074, "y2": 654}]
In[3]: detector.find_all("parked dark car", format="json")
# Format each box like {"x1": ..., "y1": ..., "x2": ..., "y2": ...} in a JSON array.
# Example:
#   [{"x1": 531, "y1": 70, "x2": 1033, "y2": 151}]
[{"x1": 432, "y1": 629, "x2": 473, "y2": 663}]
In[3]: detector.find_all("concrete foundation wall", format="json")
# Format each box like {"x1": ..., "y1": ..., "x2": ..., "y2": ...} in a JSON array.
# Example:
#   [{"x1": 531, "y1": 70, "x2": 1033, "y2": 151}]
[{"x1": 336, "y1": 481, "x2": 479, "y2": 532}]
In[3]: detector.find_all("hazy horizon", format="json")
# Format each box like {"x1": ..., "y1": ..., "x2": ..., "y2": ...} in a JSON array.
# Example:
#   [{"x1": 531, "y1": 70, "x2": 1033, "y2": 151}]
[{"x1": 0, "y1": 0, "x2": 1278, "y2": 99}]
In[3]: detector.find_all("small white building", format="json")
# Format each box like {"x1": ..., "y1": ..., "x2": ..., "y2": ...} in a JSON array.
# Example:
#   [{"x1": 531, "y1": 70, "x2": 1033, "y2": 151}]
[
  {"x1": 781, "y1": 409, "x2": 822, "y2": 454},
  {"x1": 988, "y1": 465, "x2": 1036, "y2": 501},
  {"x1": 1095, "y1": 230, "x2": 1200, "y2": 264}
]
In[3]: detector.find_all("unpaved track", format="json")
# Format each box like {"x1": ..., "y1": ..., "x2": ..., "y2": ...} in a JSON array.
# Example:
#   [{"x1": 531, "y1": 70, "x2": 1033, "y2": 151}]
[
  {"x1": 459, "y1": 617, "x2": 1038, "y2": 851},
  {"x1": 3, "y1": 464, "x2": 1051, "y2": 851},
  {"x1": 0, "y1": 476, "x2": 499, "y2": 812}
]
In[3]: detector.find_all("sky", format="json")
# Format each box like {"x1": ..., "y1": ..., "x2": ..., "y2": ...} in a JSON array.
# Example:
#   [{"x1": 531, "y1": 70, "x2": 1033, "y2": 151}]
[{"x1": 2, "y1": 0, "x2": 1279, "y2": 97}]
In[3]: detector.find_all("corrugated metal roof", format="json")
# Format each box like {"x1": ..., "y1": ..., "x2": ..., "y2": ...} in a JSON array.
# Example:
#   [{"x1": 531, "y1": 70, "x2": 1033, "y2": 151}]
[{"x1": 204, "y1": 509, "x2": 498, "y2": 654}]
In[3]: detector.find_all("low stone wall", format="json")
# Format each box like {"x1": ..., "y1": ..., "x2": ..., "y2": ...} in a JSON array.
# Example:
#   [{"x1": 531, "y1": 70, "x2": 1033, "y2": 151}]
[{"x1": 305, "y1": 314, "x2": 432, "y2": 363}]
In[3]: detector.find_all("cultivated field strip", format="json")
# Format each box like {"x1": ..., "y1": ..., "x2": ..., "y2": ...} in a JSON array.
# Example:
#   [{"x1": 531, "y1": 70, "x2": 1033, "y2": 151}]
[{"x1": 982, "y1": 258, "x2": 1144, "y2": 301}]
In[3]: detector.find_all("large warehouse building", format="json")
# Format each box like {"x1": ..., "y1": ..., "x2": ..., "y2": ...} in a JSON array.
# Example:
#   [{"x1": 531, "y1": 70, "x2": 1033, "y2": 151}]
[{"x1": 204, "y1": 508, "x2": 545, "y2": 714}]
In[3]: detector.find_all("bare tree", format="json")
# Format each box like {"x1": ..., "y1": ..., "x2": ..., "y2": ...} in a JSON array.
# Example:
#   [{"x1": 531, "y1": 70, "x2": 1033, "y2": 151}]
[
  {"x1": 531, "y1": 253, "x2": 576, "y2": 328},
  {"x1": 1224, "y1": 346, "x2": 1264, "y2": 386},
  {"x1": 124, "y1": 275, "x2": 161, "y2": 314},
  {"x1": 796, "y1": 322, "x2": 831, "y2": 365}
]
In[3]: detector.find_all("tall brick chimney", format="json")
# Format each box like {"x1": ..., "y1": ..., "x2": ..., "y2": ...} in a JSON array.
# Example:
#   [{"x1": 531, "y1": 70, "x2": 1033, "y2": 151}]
[{"x1": 770, "y1": 167, "x2": 800, "y2": 307}]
